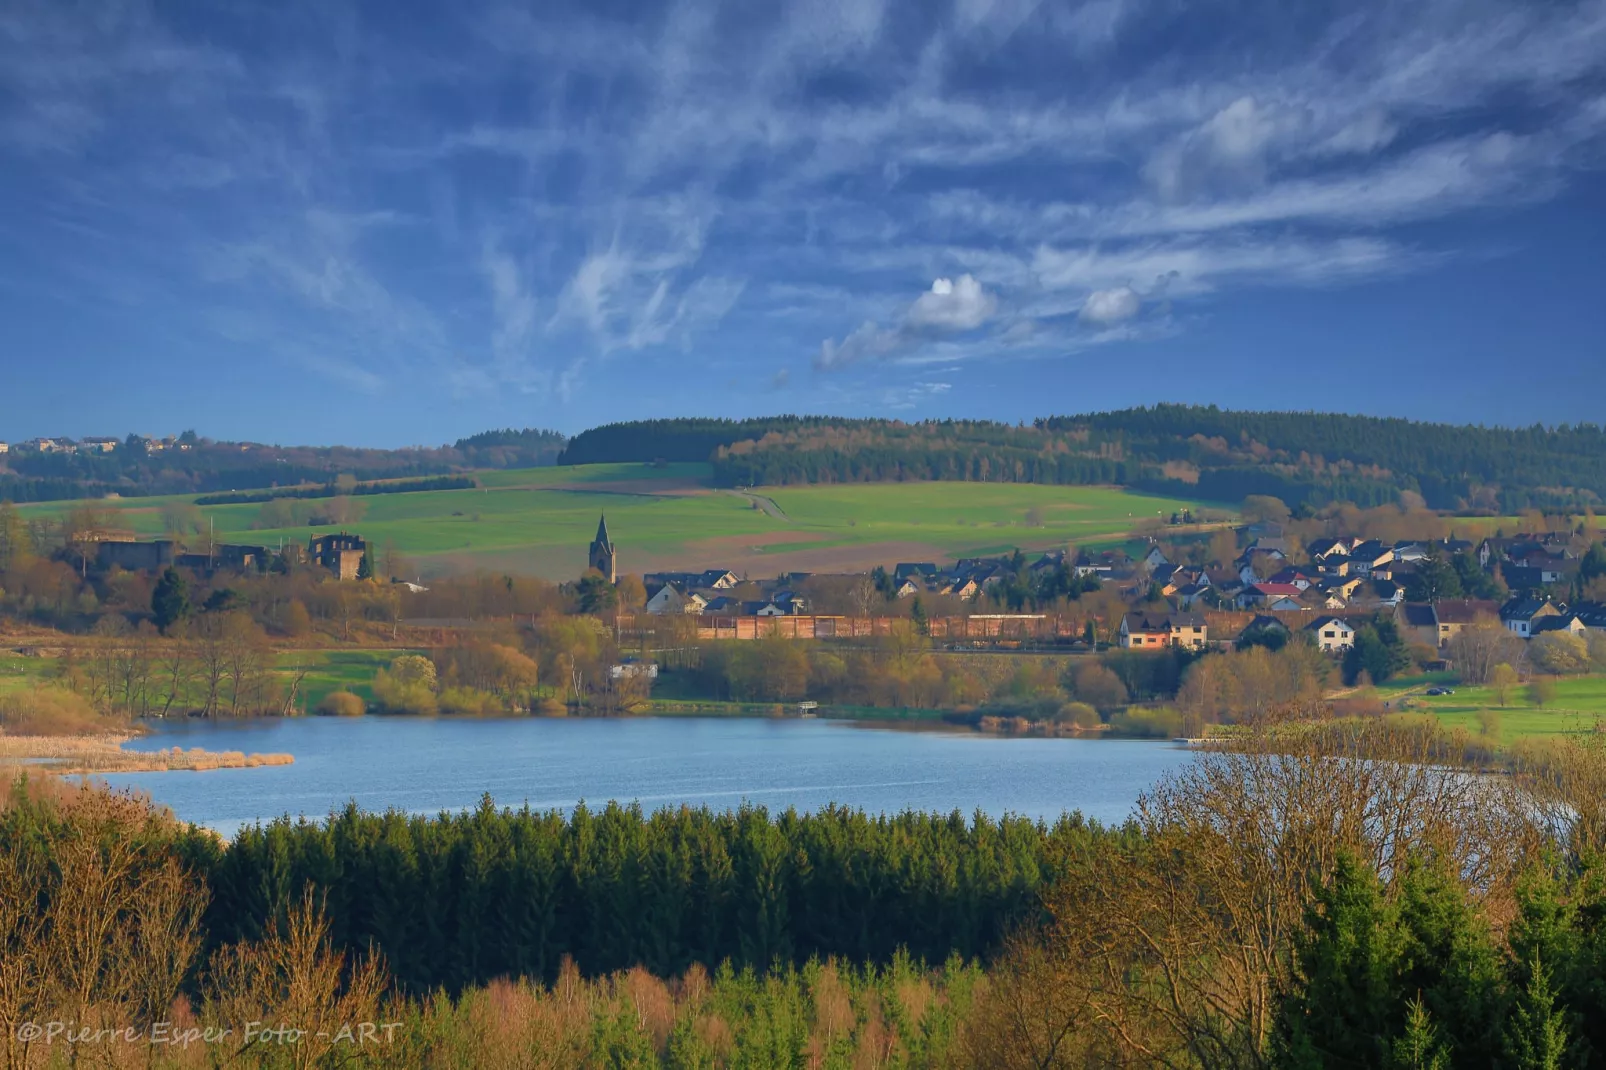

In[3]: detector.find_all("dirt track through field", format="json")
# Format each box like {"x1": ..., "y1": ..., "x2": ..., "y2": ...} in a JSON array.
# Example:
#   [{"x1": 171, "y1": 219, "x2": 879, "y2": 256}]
[{"x1": 724, "y1": 490, "x2": 792, "y2": 520}]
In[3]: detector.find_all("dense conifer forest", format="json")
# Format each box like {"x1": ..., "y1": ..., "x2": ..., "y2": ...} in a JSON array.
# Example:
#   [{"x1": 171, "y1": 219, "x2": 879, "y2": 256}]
[{"x1": 202, "y1": 801, "x2": 1094, "y2": 994}]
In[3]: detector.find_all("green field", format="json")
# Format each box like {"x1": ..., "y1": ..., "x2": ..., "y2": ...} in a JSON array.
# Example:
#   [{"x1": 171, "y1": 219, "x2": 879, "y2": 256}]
[
  {"x1": 0, "y1": 651, "x2": 38, "y2": 696},
  {"x1": 20, "y1": 464, "x2": 1217, "y2": 580},
  {"x1": 0, "y1": 648, "x2": 414, "y2": 713},
  {"x1": 1387, "y1": 674, "x2": 1606, "y2": 742}
]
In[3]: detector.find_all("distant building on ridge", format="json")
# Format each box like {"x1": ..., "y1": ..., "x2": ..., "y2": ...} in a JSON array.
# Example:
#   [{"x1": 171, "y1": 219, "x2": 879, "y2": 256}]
[
  {"x1": 309, "y1": 532, "x2": 367, "y2": 580},
  {"x1": 589, "y1": 515, "x2": 617, "y2": 583}
]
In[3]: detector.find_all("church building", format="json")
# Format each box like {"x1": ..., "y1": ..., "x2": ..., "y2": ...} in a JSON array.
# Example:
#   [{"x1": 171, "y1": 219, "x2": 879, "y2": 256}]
[{"x1": 588, "y1": 514, "x2": 617, "y2": 582}]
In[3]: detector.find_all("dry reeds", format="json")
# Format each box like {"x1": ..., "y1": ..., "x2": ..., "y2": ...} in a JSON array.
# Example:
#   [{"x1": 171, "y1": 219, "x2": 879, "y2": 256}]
[{"x1": 0, "y1": 734, "x2": 293, "y2": 774}]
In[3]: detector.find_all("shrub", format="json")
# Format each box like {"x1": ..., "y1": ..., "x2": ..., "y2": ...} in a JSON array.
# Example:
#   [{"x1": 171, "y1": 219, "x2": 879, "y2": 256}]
[
  {"x1": 1530, "y1": 632, "x2": 1590, "y2": 675},
  {"x1": 1110, "y1": 705, "x2": 1184, "y2": 738},
  {"x1": 1477, "y1": 707, "x2": 1501, "y2": 739},
  {"x1": 316, "y1": 691, "x2": 366, "y2": 717},
  {"x1": 438, "y1": 687, "x2": 503, "y2": 717},
  {"x1": 1065, "y1": 661, "x2": 1129, "y2": 715},
  {"x1": 0, "y1": 685, "x2": 115, "y2": 736},
  {"x1": 1052, "y1": 701, "x2": 1102, "y2": 728},
  {"x1": 372, "y1": 671, "x2": 438, "y2": 715},
  {"x1": 371, "y1": 655, "x2": 439, "y2": 715},
  {"x1": 978, "y1": 695, "x2": 1064, "y2": 723}
]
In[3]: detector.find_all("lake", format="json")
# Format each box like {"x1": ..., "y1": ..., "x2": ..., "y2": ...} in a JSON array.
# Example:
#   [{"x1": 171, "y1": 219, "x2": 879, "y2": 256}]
[{"x1": 102, "y1": 716, "x2": 1197, "y2": 838}]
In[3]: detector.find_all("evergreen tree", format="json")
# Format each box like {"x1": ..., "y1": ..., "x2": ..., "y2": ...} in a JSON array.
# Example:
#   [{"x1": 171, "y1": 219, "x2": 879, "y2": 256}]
[
  {"x1": 1450, "y1": 551, "x2": 1503, "y2": 600},
  {"x1": 1505, "y1": 953, "x2": 1569, "y2": 1070},
  {"x1": 1275, "y1": 852, "x2": 1402, "y2": 1067},
  {"x1": 151, "y1": 566, "x2": 191, "y2": 634},
  {"x1": 1344, "y1": 621, "x2": 1412, "y2": 685},
  {"x1": 1392, "y1": 999, "x2": 1450, "y2": 1070},
  {"x1": 1404, "y1": 548, "x2": 1462, "y2": 603},
  {"x1": 577, "y1": 573, "x2": 618, "y2": 613},
  {"x1": 1391, "y1": 853, "x2": 1504, "y2": 1061},
  {"x1": 356, "y1": 550, "x2": 374, "y2": 580},
  {"x1": 909, "y1": 595, "x2": 928, "y2": 635}
]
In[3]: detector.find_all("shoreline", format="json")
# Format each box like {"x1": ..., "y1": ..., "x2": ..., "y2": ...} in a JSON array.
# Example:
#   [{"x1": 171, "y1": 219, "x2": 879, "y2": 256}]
[
  {"x1": 117, "y1": 708, "x2": 1179, "y2": 743},
  {"x1": 0, "y1": 733, "x2": 295, "y2": 775}
]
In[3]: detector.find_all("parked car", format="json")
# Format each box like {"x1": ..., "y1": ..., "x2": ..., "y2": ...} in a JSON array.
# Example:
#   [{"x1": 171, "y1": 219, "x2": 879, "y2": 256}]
[{"x1": 1424, "y1": 687, "x2": 1456, "y2": 696}]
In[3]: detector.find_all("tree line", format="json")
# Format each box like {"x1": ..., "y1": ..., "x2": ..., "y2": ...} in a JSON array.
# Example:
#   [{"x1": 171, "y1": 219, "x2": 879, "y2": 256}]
[
  {"x1": 0, "y1": 426, "x2": 564, "y2": 502},
  {"x1": 552, "y1": 408, "x2": 1606, "y2": 512},
  {"x1": 1, "y1": 779, "x2": 985, "y2": 1068},
  {"x1": 4, "y1": 788, "x2": 1099, "y2": 994},
  {"x1": 192, "y1": 474, "x2": 475, "y2": 506}
]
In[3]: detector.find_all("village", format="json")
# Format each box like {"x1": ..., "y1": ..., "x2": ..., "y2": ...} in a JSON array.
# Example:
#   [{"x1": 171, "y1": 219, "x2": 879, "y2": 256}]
[{"x1": 63, "y1": 503, "x2": 1605, "y2": 666}]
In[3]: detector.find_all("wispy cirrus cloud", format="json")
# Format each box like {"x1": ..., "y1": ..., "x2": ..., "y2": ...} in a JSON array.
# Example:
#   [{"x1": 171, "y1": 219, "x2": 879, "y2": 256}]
[{"x1": 0, "y1": 0, "x2": 1603, "y2": 430}]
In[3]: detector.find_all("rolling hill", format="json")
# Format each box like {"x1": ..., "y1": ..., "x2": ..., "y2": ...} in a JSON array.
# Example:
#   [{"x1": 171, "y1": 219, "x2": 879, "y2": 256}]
[{"x1": 19, "y1": 463, "x2": 1213, "y2": 581}]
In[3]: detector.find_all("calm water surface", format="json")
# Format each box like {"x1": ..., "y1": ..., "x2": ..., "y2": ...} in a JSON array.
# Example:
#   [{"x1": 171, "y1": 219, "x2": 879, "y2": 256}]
[{"x1": 102, "y1": 716, "x2": 1196, "y2": 838}]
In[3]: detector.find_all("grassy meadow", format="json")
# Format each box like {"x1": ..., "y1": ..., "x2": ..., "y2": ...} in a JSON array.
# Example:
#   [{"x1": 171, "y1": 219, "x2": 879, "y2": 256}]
[
  {"x1": 20, "y1": 463, "x2": 1217, "y2": 580},
  {"x1": 0, "y1": 648, "x2": 410, "y2": 713},
  {"x1": 1384, "y1": 673, "x2": 1606, "y2": 742}
]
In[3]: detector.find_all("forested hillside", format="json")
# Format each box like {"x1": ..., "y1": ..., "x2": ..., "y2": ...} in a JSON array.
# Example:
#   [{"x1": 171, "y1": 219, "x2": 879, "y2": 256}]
[
  {"x1": 11, "y1": 407, "x2": 1605, "y2": 511},
  {"x1": 0, "y1": 427, "x2": 564, "y2": 503},
  {"x1": 563, "y1": 407, "x2": 1606, "y2": 512},
  {"x1": 556, "y1": 417, "x2": 834, "y2": 464}
]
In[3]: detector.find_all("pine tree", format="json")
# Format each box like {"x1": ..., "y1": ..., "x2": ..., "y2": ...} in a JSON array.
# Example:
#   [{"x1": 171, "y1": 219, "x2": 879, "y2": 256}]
[
  {"x1": 356, "y1": 550, "x2": 373, "y2": 580},
  {"x1": 1392, "y1": 999, "x2": 1450, "y2": 1070},
  {"x1": 1274, "y1": 852, "x2": 1401, "y2": 1068},
  {"x1": 1505, "y1": 953, "x2": 1569, "y2": 1070},
  {"x1": 151, "y1": 567, "x2": 191, "y2": 634}
]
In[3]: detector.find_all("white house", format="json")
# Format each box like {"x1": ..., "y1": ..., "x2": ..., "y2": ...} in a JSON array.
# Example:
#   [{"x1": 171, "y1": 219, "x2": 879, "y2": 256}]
[
  {"x1": 646, "y1": 583, "x2": 711, "y2": 615},
  {"x1": 1501, "y1": 598, "x2": 1561, "y2": 638},
  {"x1": 1306, "y1": 616, "x2": 1356, "y2": 653}
]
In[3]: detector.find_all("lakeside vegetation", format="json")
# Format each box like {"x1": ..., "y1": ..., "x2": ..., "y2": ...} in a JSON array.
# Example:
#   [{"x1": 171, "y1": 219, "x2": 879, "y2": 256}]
[{"x1": 6, "y1": 716, "x2": 1606, "y2": 1067}]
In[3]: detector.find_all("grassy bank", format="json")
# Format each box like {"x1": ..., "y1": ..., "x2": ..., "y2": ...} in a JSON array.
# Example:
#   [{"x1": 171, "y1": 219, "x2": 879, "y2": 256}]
[{"x1": 1401, "y1": 674, "x2": 1606, "y2": 742}]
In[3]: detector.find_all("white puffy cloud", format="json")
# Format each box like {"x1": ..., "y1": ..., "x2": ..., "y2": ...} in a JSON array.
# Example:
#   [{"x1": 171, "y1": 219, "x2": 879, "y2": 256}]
[
  {"x1": 817, "y1": 274, "x2": 997, "y2": 369},
  {"x1": 905, "y1": 274, "x2": 997, "y2": 331},
  {"x1": 1079, "y1": 286, "x2": 1142, "y2": 325}
]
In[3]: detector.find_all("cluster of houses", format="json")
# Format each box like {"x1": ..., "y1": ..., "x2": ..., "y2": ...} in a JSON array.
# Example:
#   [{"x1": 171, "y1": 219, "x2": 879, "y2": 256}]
[
  {"x1": 644, "y1": 569, "x2": 810, "y2": 617},
  {"x1": 0, "y1": 435, "x2": 191, "y2": 457},
  {"x1": 634, "y1": 515, "x2": 1606, "y2": 660}
]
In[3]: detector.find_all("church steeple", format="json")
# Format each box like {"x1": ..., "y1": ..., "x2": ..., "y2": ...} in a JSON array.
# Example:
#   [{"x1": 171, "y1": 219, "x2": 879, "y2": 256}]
[{"x1": 588, "y1": 514, "x2": 617, "y2": 582}]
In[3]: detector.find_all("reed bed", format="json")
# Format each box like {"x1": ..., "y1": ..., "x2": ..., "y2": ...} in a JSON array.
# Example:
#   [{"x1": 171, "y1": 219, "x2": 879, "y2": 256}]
[{"x1": 0, "y1": 734, "x2": 293, "y2": 774}]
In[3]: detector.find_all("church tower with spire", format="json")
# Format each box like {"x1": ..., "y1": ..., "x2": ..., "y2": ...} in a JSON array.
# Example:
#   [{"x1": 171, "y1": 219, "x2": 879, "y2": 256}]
[{"x1": 588, "y1": 514, "x2": 617, "y2": 582}]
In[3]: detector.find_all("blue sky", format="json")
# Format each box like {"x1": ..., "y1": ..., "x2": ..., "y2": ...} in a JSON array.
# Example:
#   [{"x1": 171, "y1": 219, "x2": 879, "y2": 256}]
[{"x1": 1, "y1": 0, "x2": 1604, "y2": 447}]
